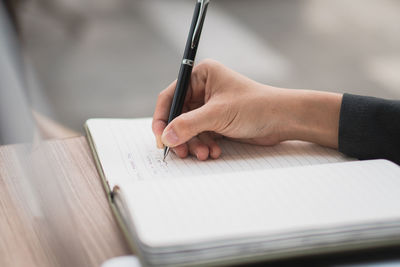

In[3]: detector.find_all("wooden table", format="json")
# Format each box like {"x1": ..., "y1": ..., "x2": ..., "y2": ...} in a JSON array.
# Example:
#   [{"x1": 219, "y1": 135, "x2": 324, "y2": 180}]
[{"x1": 0, "y1": 137, "x2": 130, "y2": 267}]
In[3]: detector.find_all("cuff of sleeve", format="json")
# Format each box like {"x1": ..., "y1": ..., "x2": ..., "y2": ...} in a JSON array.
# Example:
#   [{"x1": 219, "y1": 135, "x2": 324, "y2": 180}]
[{"x1": 339, "y1": 93, "x2": 381, "y2": 160}]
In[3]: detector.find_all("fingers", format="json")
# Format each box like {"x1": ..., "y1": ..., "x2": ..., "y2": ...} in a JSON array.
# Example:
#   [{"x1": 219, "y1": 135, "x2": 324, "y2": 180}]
[
  {"x1": 152, "y1": 120, "x2": 166, "y2": 148},
  {"x1": 152, "y1": 80, "x2": 176, "y2": 147},
  {"x1": 172, "y1": 133, "x2": 222, "y2": 160},
  {"x1": 172, "y1": 143, "x2": 189, "y2": 158},
  {"x1": 198, "y1": 133, "x2": 222, "y2": 159},
  {"x1": 161, "y1": 104, "x2": 217, "y2": 147},
  {"x1": 188, "y1": 137, "x2": 209, "y2": 161}
]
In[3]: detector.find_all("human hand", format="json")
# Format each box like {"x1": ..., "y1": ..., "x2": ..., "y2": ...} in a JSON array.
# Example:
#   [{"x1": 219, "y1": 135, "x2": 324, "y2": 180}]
[{"x1": 152, "y1": 59, "x2": 342, "y2": 160}]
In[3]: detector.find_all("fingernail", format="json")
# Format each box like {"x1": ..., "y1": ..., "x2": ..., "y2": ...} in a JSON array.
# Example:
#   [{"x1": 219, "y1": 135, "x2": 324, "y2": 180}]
[
  {"x1": 162, "y1": 129, "x2": 179, "y2": 146},
  {"x1": 156, "y1": 135, "x2": 164, "y2": 149}
]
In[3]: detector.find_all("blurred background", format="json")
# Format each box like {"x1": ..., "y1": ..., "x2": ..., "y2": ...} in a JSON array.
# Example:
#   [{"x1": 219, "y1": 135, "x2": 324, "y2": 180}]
[{"x1": 15, "y1": 0, "x2": 400, "y2": 132}]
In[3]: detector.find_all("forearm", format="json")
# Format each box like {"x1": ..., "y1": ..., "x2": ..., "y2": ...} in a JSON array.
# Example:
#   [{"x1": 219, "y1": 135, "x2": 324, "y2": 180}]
[
  {"x1": 277, "y1": 90, "x2": 400, "y2": 164},
  {"x1": 278, "y1": 89, "x2": 342, "y2": 148}
]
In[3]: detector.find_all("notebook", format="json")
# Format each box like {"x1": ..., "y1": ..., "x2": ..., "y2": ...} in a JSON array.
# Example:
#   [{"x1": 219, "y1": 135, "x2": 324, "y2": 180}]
[{"x1": 85, "y1": 118, "x2": 400, "y2": 267}]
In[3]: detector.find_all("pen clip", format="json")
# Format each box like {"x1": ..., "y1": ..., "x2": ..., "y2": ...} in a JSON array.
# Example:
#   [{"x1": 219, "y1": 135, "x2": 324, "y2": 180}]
[{"x1": 191, "y1": 0, "x2": 210, "y2": 49}]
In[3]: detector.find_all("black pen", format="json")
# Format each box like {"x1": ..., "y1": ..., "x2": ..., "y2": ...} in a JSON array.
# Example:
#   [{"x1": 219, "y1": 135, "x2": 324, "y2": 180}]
[{"x1": 164, "y1": 0, "x2": 210, "y2": 160}]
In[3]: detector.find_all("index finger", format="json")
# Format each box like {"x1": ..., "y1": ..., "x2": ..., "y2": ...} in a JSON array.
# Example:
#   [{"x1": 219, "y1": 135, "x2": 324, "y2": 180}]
[{"x1": 152, "y1": 80, "x2": 177, "y2": 137}]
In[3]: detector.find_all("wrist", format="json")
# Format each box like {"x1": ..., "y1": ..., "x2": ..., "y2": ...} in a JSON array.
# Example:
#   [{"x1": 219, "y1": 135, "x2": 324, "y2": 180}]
[{"x1": 279, "y1": 89, "x2": 342, "y2": 148}]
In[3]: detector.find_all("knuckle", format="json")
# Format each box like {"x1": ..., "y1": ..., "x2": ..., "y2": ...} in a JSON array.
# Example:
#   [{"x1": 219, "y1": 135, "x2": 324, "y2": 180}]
[
  {"x1": 174, "y1": 115, "x2": 188, "y2": 130},
  {"x1": 158, "y1": 90, "x2": 167, "y2": 99},
  {"x1": 175, "y1": 113, "x2": 194, "y2": 136},
  {"x1": 193, "y1": 59, "x2": 222, "y2": 85},
  {"x1": 199, "y1": 58, "x2": 218, "y2": 69}
]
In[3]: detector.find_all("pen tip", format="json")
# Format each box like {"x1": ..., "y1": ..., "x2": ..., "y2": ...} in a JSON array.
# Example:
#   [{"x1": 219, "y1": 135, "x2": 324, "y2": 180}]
[{"x1": 163, "y1": 147, "x2": 170, "y2": 161}]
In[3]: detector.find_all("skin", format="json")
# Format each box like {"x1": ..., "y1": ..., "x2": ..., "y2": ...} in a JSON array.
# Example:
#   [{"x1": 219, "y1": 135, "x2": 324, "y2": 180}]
[{"x1": 152, "y1": 59, "x2": 342, "y2": 161}]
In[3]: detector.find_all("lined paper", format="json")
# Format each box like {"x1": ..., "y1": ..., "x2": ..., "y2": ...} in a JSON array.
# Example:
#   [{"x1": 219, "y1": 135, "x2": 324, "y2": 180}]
[
  {"x1": 86, "y1": 118, "x2": 352, "y2": 189},
  {"x1": 124, "y1": 159, "x2": 400, "y2": 248}
]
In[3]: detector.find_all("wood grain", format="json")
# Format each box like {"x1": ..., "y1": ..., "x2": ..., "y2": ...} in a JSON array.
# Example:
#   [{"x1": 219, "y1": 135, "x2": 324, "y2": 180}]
[{"x1": 0, "y1": 137, "x2": 130, "y2": 267}]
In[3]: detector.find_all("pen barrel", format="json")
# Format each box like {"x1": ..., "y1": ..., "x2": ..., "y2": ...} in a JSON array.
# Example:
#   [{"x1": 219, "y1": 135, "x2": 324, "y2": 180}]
[
  {"x1": 168, "y1": 63, "x2": 193, "y2": 123},
  {"x1": 167, "y1": 0, "x2": 209, "y2": 124}
]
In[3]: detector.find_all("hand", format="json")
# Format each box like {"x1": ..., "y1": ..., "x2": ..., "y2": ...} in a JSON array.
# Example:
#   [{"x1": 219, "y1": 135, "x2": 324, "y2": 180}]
[{"x1": 152, "y1": 59, "x2": 342, "y2": 160}]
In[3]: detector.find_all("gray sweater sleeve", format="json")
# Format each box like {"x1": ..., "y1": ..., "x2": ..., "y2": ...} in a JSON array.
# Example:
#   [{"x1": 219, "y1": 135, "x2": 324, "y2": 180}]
[{"x1": 338, "y1": 93, "x2": 400, "y2": 164}]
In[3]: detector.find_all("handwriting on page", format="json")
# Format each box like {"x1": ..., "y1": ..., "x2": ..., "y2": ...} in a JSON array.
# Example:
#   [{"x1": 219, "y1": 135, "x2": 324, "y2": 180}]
[
  {"x1": 145, "y1": 150, "x2": 169, "y2": 175},
  {"x1": 108, "y1": 119, "x2": 351, "y2": 181}
]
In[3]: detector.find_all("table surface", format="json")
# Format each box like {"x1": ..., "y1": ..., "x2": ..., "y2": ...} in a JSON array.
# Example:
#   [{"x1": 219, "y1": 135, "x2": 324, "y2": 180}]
[{"x1": 0, "y1": 137, "x2": 130, "y2": 267}]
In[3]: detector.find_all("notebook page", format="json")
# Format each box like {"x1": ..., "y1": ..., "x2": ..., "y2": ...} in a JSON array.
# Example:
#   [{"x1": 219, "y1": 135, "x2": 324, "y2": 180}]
[
  {"x1": 86, "y1": 118, "x2": 352, "y2": 189},
  {"x1": 123, "y1": 159, "x2": 400, "y2": 248}
]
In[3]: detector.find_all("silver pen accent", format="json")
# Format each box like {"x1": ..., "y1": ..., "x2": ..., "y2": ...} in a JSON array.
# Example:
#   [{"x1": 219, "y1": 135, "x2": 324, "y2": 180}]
[
  {"x1": 182, "y1": 59, "x2": 194, "y2": 66},
  {"x1": 191, "y1": 0, "x2": 210, "y2": 49}
]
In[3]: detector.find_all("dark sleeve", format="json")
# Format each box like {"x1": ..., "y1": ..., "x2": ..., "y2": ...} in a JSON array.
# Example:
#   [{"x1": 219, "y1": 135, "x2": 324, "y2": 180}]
[{"x1": 338, "y1": 93, "x2": 400, "y2": 164}]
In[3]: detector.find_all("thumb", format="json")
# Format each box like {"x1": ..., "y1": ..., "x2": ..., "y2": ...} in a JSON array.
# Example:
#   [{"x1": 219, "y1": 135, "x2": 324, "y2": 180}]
[{"x1": 161, "y1": 105, "x2": 216, "y2": 147}]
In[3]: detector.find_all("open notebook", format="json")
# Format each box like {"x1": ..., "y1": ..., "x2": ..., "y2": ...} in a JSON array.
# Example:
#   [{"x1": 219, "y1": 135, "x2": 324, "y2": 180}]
[{"x1": 85, "y1": 118, "x2": 400, "y2": 266}]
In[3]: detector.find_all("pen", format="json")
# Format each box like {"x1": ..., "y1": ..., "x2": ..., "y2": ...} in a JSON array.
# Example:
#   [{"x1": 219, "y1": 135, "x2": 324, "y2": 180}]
[{"x1": 164, "y1": 0, "x2": 210, "y2": 160}]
